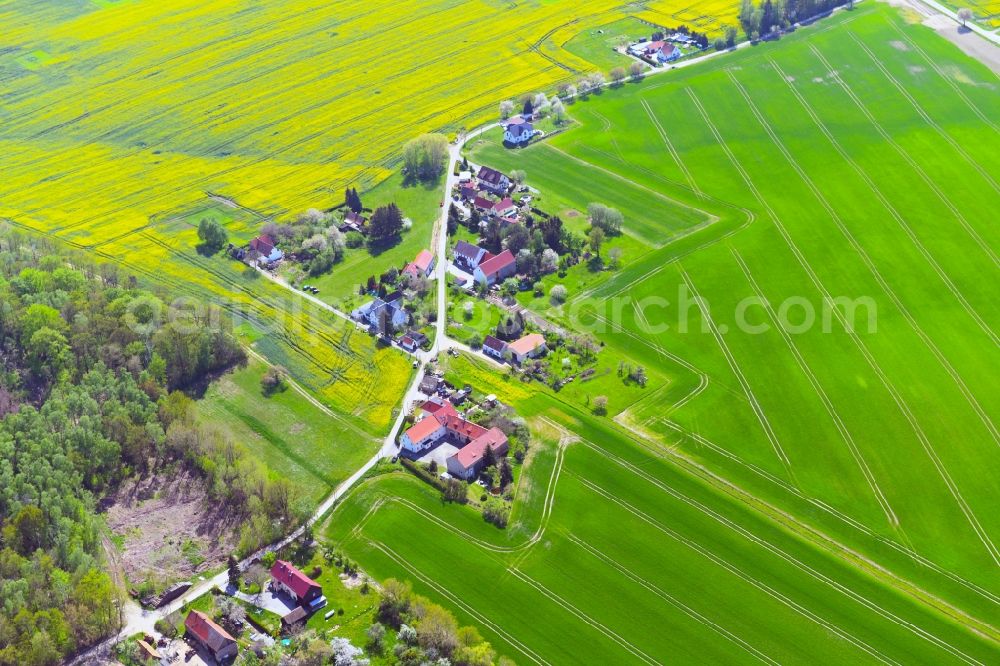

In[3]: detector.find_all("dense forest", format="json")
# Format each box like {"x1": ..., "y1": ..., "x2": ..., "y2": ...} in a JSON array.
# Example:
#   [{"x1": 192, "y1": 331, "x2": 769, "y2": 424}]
[{"x1": 0, "y1": 230, "x2": 301, "y2": 664}]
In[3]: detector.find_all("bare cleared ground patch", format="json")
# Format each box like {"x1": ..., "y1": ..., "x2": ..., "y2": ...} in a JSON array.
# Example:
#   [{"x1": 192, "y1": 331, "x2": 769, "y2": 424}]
[
  {"x1": 922, "y1": 14, "x2": 1000, "y2": 75},
  {"x1": 102, "y1": 468, "x2": 238, "y2": 586}
]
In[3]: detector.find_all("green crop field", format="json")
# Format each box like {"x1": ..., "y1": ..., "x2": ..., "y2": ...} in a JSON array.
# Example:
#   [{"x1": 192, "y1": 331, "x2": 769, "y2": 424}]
[{"x1": 326, "y1": 4, "x2": 1000, "y2": 663}]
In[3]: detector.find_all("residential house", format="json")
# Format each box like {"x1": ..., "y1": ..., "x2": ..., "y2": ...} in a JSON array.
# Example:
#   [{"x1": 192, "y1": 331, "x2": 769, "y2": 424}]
[
  {"x1": 339, "y1": 210, "x2": 367, "y2": 233},
  {"x1": 400, "y1": 399, "x2": 510, "y2": 479},
  {"x1": 636, "y1": 40, "x2": 680, "y2": 63},
  {"x1": 403, "y1": 249, "x2": 436, "y2": 278},
  {"x1": 419, "y1": 373, "x2": 441, "y2": 394},
  {"x1": 654, "y1": 42, "x2": 681, "y2": 62},
  {"x1": 508, "y1": 333, "x2": 546, "y2": 363},
  {"x1": 459, "y1": 183, "x2": 479, "y2": 201},
  {"x1": 352, "y1": 291, "x2": 409, "y2": 332},
  {"x1": 400, "y1": 411, "x2": 448, "y2": 452},
  {"x1": 400, "y1": 400, "x2": 508, "y2": 480},
  {"x1": 185, "y1": 610, "x2": 238, "y2": 662},
  {"x1": 399, "y1": 330, "x2": 427, "y2": 353},
  {"x1": 504, "y1": 121, "x2": 534, "y2": 145},
  {"x1": 473, "y1": 195, "x2": 495, "y2": 213},
  {"x1": 482, "y1": 335, "x2": 508, "y2": 360},
  {"x1": 458, "y1": 171, "x2": 473, "y2": 183},
  {"x1": 453, "y1": 240, "x2": 491, "y2": 271},
  {"x1": 420, "y1": 396, "x2": 458, "y2": 418},
  {"x1": 439, "y1": 412, "x2": 489, "y2": 445},
  {"x1": 477, "y1": 166, "x2": 511, "y2": 195},
  {"x1": 446, "y1": 427, "x2": 509, "y2": 480},
  {"x1": 270, "y1": 560, "x2": 324, "y2": 607},
  {"x1": 249, "y1": 234, "x2": 283, "y2": 266},
  {"x1": 399, "y1": 333, "x2": 418, "y2": 352},
  {"x1": 492, "y1": 198, "x2": 516, "y2": 218},
  {"x1": 474, "y1": 249, "x2": 516, "y2": 286}
]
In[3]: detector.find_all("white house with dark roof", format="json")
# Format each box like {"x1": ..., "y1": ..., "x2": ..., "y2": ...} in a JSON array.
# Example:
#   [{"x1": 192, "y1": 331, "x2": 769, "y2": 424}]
[
  {"x1": 482, "y1": 335, "x2": 508, "y2": 360},
  {"x1": 504, "y1": 121, "x2": 535, "y2": 145},
  {"x1": 453, "y1": 240, "x2": 491, "y2": 271},
  {"x1": 477, "y1": 166, "x2": 511, "y2": 195}
]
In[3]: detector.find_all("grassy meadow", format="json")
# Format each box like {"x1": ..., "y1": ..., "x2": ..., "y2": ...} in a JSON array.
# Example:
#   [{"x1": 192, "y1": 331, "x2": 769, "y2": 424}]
[
  {"x1": 325, "y1": 4, "x2": 1000, "y2": 663},
  {"x1": 562, "y1": 17, "x2": 653, "y2": 71},
  {"x1": 196, "y1": 356, "x2": 382, "y2": 505}
]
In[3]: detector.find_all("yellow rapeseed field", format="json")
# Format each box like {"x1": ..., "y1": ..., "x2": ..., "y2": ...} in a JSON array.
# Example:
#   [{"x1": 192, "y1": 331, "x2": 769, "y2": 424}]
[{"x1": 0, "y1": 0, "x2": 736, "y2": 431}]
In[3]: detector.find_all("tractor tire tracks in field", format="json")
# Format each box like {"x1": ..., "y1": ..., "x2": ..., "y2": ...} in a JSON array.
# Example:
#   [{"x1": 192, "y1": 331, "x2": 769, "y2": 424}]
[{"x1": 686, "y1": 83, "x2": 1000, "y2": 567}]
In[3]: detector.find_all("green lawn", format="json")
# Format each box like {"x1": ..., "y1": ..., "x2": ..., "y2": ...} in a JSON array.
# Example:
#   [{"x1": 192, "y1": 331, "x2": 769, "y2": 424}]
[
  {"x1": 197, "y1": 356, "x2": 382, "y2": 505},
  {"x1": 562, "y1": 17, "x2": 653, "y2": 71},
  {"x1": 323, "y1": 5, "x2": 1000, "y2": 663}
]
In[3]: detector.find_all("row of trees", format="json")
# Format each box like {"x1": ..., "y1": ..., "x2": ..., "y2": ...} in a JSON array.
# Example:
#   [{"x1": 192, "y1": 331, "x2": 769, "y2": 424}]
[
  {"x1": 500, "y1": 92, "x2": 568, "y2": 124},
  {"x1": 739, "y1": 0, "x2": 849, "y2": 40}
]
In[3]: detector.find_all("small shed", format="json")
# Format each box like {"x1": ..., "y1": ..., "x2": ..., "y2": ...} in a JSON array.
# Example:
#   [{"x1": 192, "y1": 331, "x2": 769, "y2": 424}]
[{"x1": 281, "y1": 606, "x2": 309, "y2": 634}]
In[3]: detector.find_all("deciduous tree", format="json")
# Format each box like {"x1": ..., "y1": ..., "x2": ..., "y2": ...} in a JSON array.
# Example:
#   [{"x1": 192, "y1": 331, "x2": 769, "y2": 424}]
[{"x1": 197, "y1": 218, "x2": 228, "y2": 254}]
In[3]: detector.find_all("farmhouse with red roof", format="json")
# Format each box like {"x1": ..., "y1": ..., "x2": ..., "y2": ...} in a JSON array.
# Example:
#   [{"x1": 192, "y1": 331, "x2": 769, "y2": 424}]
[
  {"x1": 473, "y1": 195, "x2": 495, "y2": 213},
  {"x1": 474, "y1": 249, "x2": 516, "y2": 286},
  {"x1": 249, "y1": 234, "x2": 284, "y2": 266},
  {"x1": 447, "y1": 427, "x2": 509, "y2": 480},
  {"x1": 400, "y1": 412, "x2": 449, "y2": 451},
  {"x1": 185, "y1": 610, "x2": 238, "y2": 662},
  {"x1": 403, "y1": 248, "x2": 436, "y2": 278},
  {"x1": 270, "y1": 560, "x2": 323, "y2": 607},
  {"x1": 492, "y1": 197, "x2": 516, "y2": 217},
  {"x1": 400, "y1": 398, "x2": 511, "y2": 480}
]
